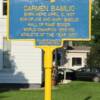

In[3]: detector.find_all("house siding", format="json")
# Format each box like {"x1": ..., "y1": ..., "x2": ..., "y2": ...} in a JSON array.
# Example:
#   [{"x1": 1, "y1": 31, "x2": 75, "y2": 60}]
[
  {"x1": 0, "y1": 1, "x2": 43, "y2": 86},
  {"x1": 65, "y1": 51, "x2": 88, "y2": 70},
  {"x1": 0, "y1": 42, "x2": 42, "y2": 84}
]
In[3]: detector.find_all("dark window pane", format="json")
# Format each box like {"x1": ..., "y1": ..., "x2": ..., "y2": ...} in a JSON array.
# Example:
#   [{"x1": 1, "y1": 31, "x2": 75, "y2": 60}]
[
  {"x1": 72, "y1": 58, "x2": 82, "y2": 66},
  {"x1": 3, "y1": 2, "x2": 7, "y2": 15}
]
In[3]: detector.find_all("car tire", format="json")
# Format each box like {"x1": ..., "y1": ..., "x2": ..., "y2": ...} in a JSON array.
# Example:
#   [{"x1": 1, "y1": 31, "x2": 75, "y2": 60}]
[{"x1": 93, "y1": 76, "x2": 100, "y2": 82}]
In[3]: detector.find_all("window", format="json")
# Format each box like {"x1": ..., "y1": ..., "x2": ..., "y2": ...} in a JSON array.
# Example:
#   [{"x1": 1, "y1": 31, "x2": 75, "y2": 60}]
[
  {"x1": 3, "y1": 37, "x2": 12, "y2": 69},
  {"x1": 3, "y1": 0, "x2": 7, "y2": 15},
  {"x1": 77, "y1": 67, "x2": 91, "y2": 72},
  {"x1": 72, "y1": 57, "x2": 82, "y2": 66},
  {"x1": 77, "y1": 68, "x2": 86, "y2": 72}
]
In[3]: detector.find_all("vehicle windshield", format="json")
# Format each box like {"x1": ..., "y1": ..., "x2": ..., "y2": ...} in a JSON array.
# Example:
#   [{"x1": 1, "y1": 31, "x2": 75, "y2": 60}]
[
  {"x1": 77, "y1": 67, "x2": 100, "y2": 73},
  {"x1": 91, "y1": 68, "x2": 100, "y2": 73}
]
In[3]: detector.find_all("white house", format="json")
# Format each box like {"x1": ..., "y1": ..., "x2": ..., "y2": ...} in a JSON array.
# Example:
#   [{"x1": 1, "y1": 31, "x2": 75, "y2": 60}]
[
  {"x1": 65, "y1": 46, "x2": 90, "y2": 70},
  {"x1": 54, "y1": 46, "x2": 90, "y2": 83},
  {"x1": 0, "y1": 0, "x2": 43, "y2": 88},
  {"x1": 58, "y1": 46, "x2": 90, "y2": 70}
]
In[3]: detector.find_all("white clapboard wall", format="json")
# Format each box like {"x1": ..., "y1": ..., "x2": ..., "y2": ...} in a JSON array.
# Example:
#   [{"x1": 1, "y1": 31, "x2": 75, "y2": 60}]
[
  {"x1": 0, "y1": 41, "x2": 42, "y2": 84},
  {"x1": 0, "y1": 0, "x2": 6, "y2": 70},
  {"x1": 0, "y1": 1, "x2": 43, "y2": 84},
  {"x1": 9, "y1": 41, "x2": 42, "y2": 84}
]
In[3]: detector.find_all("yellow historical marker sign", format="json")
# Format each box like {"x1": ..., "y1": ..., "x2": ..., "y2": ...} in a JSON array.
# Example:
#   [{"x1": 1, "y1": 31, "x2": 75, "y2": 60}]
[{"x1": 8, "y1": 0, "x2": 91, "y2": 100}]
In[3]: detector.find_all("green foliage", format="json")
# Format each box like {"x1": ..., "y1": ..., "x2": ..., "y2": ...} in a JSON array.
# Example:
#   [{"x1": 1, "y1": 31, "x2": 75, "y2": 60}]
[
  {"x1": 92, "y1": 0, "x2": 100, "y2": 36},
  {"x1": 87, "y1": 0, "x2": 100, "y2": 67},
  {"x1": 87, "y1": 43, "x2": 100, "y2": 67}
]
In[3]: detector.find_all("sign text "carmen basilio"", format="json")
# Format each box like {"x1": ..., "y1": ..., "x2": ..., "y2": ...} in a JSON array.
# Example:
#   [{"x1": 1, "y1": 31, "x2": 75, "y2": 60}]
[{"x1": 9, "y1": 0, "x2": 91, "y2": 46}]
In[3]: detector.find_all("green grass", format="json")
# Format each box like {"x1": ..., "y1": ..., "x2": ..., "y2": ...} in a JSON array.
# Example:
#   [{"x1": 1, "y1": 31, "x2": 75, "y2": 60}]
[{"x1": 0, "y1": 81, "x2": 100, "y2": 100}]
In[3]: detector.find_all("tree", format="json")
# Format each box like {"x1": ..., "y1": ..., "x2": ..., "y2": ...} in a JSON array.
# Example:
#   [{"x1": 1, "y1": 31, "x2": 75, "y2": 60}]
[
  {"x1": 87, "y1": 0, "x2": 100, "y2": 67},
  {"x1": 87, "y1": 43, "x2": 100, "y2": 67},
  {"x1": 92, "y1": 0, "x2": 100, "y2": 42}
]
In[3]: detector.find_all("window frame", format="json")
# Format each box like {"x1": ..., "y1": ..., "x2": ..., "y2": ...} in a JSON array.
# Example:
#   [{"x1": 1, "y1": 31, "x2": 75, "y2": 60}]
[
  {"x1": 2, "y1": 0, "x2": 7, "y2": 16},
  {"x1": 72, "y1": 57, "x2": 82, "y2": 67}
]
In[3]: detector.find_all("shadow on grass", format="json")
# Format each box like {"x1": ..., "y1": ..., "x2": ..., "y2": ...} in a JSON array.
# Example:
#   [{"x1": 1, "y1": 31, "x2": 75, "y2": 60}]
[
  {"x1": 0, "y1": 95, "x2": 9, "y2": 99},
  {"x1": 0, "y1": 87, "x2": 19, "y2": 93},
  {"x1": 0, "y1": 83, "x2": 29, "y2": 93},
  {"x1": 84, "y1": 96, "x2": 92, "y2": 100}
]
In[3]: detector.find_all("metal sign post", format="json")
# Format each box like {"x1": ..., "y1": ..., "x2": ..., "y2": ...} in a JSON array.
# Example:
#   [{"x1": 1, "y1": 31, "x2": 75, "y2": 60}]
[
  {"x1": 43, "y1": 46, "x2": 55, "y2": 100},
  {"x1": 8, "y1": 0, "x2": 91, "y2": 100}
]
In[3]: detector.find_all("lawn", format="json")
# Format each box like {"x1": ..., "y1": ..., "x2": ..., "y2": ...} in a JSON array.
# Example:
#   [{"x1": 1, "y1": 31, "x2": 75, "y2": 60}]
[{"x1": 0, "y1": 81, "x2": 100, "y2": 100}]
